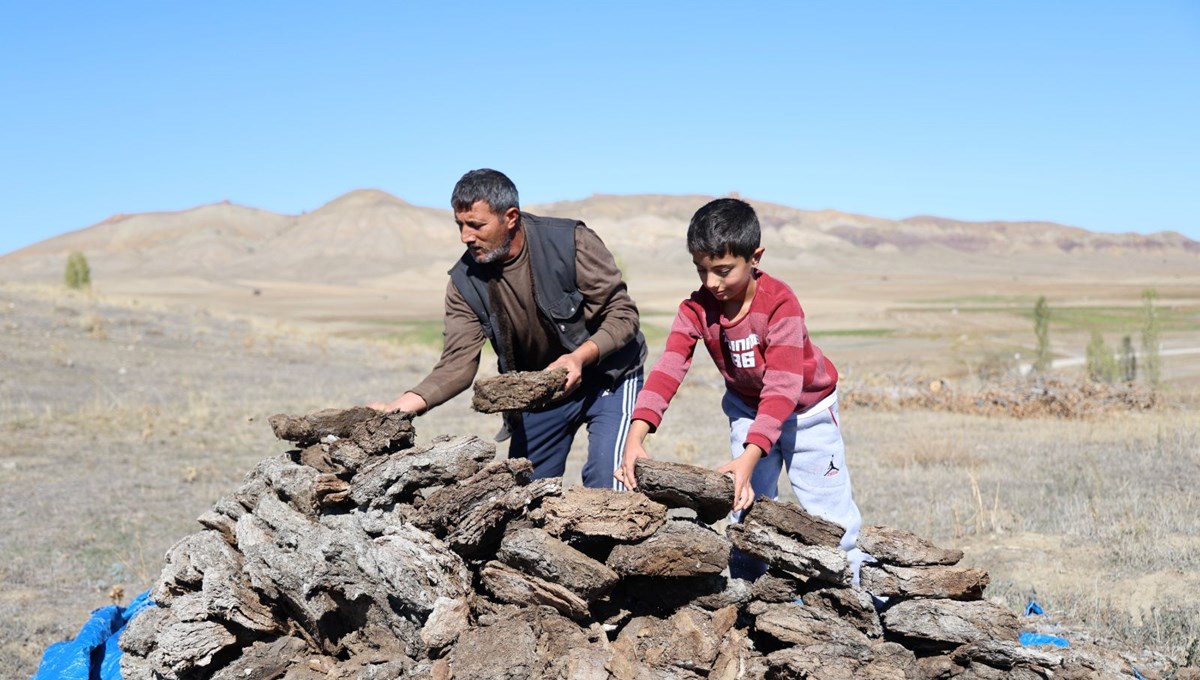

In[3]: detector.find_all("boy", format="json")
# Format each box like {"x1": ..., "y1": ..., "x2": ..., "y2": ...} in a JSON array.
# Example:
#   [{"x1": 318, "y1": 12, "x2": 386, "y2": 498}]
[{"x1": 614, "y1": 197, "x2": 866, "y2": 581}]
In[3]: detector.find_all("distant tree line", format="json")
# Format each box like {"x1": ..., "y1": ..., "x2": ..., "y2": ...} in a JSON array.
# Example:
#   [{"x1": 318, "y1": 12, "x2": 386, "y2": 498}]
[{"x1": 1031, "y1": 290, "x2": 1162, "y2": 390}]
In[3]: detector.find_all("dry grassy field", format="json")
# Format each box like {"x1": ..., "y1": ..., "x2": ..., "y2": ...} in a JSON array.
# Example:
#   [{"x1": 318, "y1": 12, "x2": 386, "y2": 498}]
[{"x1": 2, "y1": 280, "x2": 1198, "y2": 676}]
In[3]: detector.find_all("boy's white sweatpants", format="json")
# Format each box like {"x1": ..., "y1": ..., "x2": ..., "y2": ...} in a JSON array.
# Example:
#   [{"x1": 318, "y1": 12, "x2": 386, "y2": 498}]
[{"x1": 723, "y1": 390, "x2": 867, "y2": 583}]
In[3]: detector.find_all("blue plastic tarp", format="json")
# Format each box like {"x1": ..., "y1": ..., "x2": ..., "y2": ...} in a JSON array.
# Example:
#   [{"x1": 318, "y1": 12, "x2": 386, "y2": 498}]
[{"x1": 34, "y1": 590, "x2": 155, "y2": 680}]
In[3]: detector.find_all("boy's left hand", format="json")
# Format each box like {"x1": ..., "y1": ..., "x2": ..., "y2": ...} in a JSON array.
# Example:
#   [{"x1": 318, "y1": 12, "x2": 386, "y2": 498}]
[{"x1": 717, "y1": 444, "x2": 765, "y2": 512}]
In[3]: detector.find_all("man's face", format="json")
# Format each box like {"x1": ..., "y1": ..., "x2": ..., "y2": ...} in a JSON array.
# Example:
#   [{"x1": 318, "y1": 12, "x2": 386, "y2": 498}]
[{"x1": 455, "y1": 200, "x2": 519, "y2": 264}]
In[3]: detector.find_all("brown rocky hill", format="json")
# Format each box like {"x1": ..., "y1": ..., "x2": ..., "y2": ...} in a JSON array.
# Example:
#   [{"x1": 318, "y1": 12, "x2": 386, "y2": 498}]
[
  {"x1": 535, "y1": 194, "x2": 1200, "y2": 256},
  {"x1": 0, "y1": 190, "x2": 450, "y2": 285},
  {"x1": 2, "y1": 189, "x2": 1196, "y2": 324}
]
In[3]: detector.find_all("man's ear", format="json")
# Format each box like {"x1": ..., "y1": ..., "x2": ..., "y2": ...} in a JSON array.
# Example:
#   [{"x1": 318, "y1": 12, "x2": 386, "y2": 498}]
[
  {"x1": 751, "y1": 246, "x2": 765, "y2": 266},
  {"x1": 504, "y1": 206, "x2": 520, "y2": 230}
]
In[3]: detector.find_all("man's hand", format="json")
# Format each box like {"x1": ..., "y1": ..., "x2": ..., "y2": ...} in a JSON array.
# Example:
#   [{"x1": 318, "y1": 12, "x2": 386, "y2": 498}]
[
  {"x1": 546, "y1": 340, "x2": 599, "y2": 394},
  {"x1": 367, "y1": 391, "x2": 428, "y2": 415},
  {"x1": 717, "y1": 444, "x2": 765, "y2": 512},
  {"x1": 614, "y1": 420, "x2": 653, "y2": 489},
  {"x1": 546, "y1": 353, "x2": 585, "y2": 393}
]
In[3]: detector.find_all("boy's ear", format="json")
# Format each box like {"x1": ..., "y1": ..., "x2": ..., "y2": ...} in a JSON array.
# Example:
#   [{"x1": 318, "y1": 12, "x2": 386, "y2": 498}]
[{"x1": 751, "y1": 247, "x2": 765, "y2": 266}]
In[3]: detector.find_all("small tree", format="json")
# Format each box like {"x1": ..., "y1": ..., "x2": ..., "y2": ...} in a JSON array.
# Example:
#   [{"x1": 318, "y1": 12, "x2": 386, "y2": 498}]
[
  {"x1": 1032, "y1": 296, "x2": 1052, "y2": 373},
  {"x1": 1119, "y1": 334, "x2": 1137, "y2": 383},
  {"x1": 1141, "y1": 289, "x2": 1161, "y2": 389},
  {"x1": 1085, "y1": 331, "x2": 1118, "y2": 383},
  {"x1": 64, "y1": 251, "x2": 91, "y2": 289}
]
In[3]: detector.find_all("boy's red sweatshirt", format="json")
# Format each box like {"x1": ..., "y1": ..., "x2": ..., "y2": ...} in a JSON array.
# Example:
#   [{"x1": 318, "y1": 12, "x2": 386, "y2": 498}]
[{"x1": 631, "y1": 270, "x2": 838, "y2": 453}]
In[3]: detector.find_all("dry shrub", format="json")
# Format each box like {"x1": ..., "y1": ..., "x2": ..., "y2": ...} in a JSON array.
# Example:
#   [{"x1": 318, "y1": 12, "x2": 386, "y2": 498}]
[
  {"x1": 954, "y1": 469, "x2": 1018, "y2": 537},
  {"x1": 881, "y1": 429, "x2": 980, "y2": 469},
  {"x1": 975, "y1": 351, "x2": 1019, "y2": 382},
  {"x1": 78, "y1": 313, "x2": 106, "y2": 338}
]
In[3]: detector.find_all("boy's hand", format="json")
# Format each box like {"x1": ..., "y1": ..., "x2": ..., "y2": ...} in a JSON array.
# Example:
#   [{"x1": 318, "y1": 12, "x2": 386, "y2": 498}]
[
  {"x1": 615, "y1": 419, "x2": 654, "y2": 490},
  {"x1": 615, "y1": 440, "x2": 650, "y2": 489},
  {"x1": 717, "y1": 444, "x2": 765, "y2": 512}
]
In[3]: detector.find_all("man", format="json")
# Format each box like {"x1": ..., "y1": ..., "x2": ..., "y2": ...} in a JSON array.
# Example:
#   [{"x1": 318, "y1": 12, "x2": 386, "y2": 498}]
[{"x1": 372, "y1": 169, "x2": 646, "y2": 489}]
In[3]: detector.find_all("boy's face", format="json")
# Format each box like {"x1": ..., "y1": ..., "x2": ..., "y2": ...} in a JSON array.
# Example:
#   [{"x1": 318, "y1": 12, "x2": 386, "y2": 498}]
[
  {"x1": 692, "y1": 247, "x2": 764, "y2": 304},
  {"x1": 455, "y1": 200, "x2": 520, "y2": 264}
]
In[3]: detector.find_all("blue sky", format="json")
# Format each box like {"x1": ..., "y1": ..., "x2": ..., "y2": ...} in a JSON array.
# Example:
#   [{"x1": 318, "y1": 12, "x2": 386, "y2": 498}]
[{"x1": 2, "y1": 1, "x2": 1198, "y2": 255}]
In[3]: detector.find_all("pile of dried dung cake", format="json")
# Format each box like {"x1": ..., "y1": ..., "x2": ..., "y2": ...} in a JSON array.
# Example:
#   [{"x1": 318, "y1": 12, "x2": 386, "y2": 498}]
[
  {"x1": 119, "y1": 405, "x2": 1160, "y2": 679},
  {"x1": 841, "y1": 376, "x2": 1156, "y2": 418}
]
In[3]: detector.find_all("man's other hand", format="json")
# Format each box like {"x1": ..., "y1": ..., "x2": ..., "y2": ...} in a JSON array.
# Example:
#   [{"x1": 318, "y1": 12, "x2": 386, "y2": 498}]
[
  {"x1": 546, "y1": 340, "x2": 598, "y2": 394},
  {"x1": 368, "y1": 392, "x2": 428, "y2": 415},
  {"x1": 546, "y1": 353, "x2": 585, "y2": 393}
]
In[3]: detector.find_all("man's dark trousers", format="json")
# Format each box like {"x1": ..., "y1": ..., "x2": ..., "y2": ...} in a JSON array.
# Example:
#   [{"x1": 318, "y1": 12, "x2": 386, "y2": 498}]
[{"x1": 509, "y1": 370, "x2": 643, "y2": 489}]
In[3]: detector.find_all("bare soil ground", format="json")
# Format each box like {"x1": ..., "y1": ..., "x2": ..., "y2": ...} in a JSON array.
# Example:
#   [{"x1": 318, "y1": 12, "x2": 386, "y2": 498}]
[
  {"x1": 0, "y1": 285, "x2": 496, "y2": 674},
  {"x1": 2, "y1": 282, "x2": 1198, "y2": 676}
]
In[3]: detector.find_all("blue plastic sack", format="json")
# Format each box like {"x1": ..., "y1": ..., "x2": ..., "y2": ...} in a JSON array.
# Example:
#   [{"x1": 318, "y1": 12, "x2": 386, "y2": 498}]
[
  {"x1": 1020, "y1": 600, "x2": 1070, "y2": 648},
  {"x1": 1019, "y1": 631, "x2": 1069, "y2": 648},
  {"x1": 34, "y1": 590, "x2": 155, "y2": 680}
]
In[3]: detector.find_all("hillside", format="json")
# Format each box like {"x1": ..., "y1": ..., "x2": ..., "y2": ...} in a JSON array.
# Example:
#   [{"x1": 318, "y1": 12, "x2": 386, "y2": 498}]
[
  {"x1": 0, "y1": 190, "x2": 451, "y2": 284},
  {"x1": 2, "y1": 190, "x2": 1197, "y2": 327}
]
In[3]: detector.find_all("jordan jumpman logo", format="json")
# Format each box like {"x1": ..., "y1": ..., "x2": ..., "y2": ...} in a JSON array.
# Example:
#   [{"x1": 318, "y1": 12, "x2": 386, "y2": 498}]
[{"x1": 824, "y1": 456, "x2": 840, "y2": 477}]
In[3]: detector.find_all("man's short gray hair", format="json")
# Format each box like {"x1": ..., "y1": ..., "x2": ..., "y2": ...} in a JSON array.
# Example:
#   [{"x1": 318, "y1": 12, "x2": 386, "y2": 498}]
[{"x1": 451, "y1": 168, "x2": 520, "y2": 215}]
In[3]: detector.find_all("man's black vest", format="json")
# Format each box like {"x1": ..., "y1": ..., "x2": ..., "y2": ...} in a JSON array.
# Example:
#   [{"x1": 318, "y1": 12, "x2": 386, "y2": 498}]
[{"x1": 449, "y1": 212, "x2": 645, "y2": 387}]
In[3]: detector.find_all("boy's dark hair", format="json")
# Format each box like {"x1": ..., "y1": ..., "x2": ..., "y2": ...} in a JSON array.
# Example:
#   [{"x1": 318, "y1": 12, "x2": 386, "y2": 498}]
[
  {"x1": 451, "y1": 168, "x2": 520, "y2": 215},
  {"x1": 686, "y1": 198, "x2": 761, "y2": 259}
]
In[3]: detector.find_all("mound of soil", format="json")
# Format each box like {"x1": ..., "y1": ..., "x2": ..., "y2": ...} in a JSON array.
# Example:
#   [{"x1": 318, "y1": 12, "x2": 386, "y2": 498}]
[{"x1": 842, "y1": 376, "x2": 1156, "y2": 419}]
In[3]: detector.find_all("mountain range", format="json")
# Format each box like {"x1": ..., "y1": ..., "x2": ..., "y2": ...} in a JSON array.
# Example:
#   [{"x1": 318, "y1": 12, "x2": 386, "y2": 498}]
[{"x1": 2, "y1": 189, "x2": 1195, "y2": 323}]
